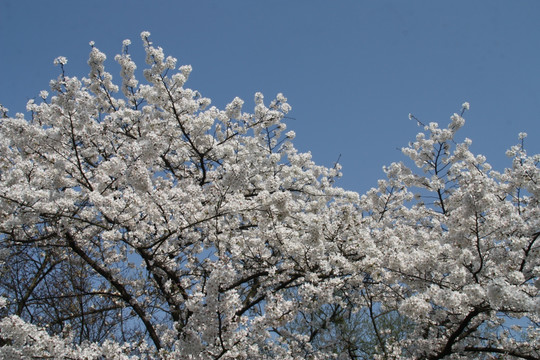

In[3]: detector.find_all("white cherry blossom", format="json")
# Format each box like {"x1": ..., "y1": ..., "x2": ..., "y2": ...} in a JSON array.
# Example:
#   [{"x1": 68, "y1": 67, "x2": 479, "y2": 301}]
[{"x1": 0, "y1": 33, "x2": 538, "y2": 360}]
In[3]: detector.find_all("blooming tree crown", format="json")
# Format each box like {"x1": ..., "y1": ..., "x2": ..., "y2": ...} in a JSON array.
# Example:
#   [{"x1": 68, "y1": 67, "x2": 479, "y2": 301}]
[{"x1": 0, "y1": 32, "x2": 538, "y2": 359}]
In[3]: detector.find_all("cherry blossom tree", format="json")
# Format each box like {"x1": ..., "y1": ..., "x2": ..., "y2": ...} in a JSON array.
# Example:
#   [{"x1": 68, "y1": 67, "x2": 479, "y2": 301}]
[
  {"x1": 356, "y1": 111, "x2": 540, "y2": 359},
  {"x1": 0, "y1": 32, "x2": 538, "y2": 359}
]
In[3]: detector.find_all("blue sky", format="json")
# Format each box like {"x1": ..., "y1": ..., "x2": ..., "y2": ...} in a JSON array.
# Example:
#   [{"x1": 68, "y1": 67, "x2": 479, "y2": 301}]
[{"x1": 1, "y1": 1, "x2": 539, "y2": 194}]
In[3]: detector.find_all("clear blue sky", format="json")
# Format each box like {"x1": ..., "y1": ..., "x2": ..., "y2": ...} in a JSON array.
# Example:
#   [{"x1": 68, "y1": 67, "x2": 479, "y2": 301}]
[{"x1": 2, "y1": 1, "x2": 539, "y2": 194}]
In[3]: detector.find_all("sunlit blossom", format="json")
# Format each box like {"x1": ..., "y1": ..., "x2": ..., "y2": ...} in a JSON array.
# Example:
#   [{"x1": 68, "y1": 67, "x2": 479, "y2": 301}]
[{"x1": 0, "y1": 32, "x2": 537, "y2": 360}]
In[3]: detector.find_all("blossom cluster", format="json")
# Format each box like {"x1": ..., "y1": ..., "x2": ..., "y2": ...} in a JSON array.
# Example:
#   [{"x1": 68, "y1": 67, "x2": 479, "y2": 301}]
[{"x1": 0, "y1": 32, "x2": 538, "y2": 359}]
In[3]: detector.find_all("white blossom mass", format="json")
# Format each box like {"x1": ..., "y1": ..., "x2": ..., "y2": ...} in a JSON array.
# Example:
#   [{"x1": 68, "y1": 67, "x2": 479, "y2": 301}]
[{"x1": 0, "y1": 32, "x2": 538, "y2": 359}]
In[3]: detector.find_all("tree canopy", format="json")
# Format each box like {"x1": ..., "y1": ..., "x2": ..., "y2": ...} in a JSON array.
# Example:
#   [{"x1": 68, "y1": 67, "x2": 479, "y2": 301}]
[{"x1": 0, "y1": 32, "x2": 538, "y2": 359}]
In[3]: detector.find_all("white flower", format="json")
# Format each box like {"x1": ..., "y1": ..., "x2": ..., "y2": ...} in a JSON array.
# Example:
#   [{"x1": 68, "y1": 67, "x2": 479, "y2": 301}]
[
  {"x1": 276, "y1": 93, "x2": 287, "y2": 102},
  {"x1": 449, "y1": 113, "x2": 465, "y2": 131},
  {"x1": 122, "y1": 39, "x2": 131, "y2": 47},
  {"x1": 462, "y1": 102, "x2": 470, "y2": 110},
  {"x1": 179, "y1": 65, "x2": 192, "y2": 76},
  {"x1": 518, "y1": 132, "x2": 527, "y2": 140},
  {"x1": 225, "y1": 97, "x2": 244, "y2": 118},
  {"x1": 254, "y1": 92, "x2": 264, "y2": 105},
  {"x1": 53, "y1": 56, "x2": 68, "y2": 66}
]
